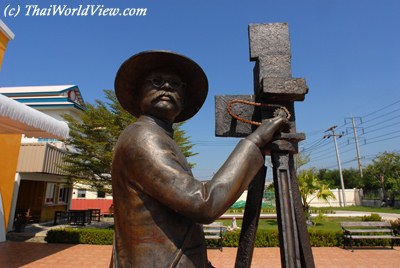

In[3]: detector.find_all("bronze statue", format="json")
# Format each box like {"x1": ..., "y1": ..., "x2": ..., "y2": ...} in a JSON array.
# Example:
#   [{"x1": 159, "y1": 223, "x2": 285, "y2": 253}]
[{"x1": 111, "y1": 51, "x2": 286, "y2": 268}]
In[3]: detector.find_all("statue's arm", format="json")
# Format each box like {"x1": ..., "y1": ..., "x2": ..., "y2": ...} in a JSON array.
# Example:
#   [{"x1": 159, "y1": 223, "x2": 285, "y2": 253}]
[
  {"x1": 120, "y1": 116, "x2": 285, "y2": 223},
  {"x1": 125, "y1": 132, "x2": 263, "y2": 224}
]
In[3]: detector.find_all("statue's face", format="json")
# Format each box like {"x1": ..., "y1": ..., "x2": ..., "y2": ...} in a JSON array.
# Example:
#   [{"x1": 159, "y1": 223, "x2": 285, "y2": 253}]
[{"x1": 138, "y1": 70, "x2": 186, "y2": 123}]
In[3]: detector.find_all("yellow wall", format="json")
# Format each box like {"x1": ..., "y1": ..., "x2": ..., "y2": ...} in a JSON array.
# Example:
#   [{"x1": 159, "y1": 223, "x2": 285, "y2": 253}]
[
  {"x1": 0, "y1": 31, "x2": 10, "y2": 69},
  {"x1": 0, "y1": 134, "x2": 22, "y2": 229},
  {"x1": 41, "y1": 205, "x2": 67, "y2": 222}
]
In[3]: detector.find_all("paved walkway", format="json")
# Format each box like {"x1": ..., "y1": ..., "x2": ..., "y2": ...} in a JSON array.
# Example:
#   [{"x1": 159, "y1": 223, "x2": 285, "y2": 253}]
[
  {"x1": 222, "y1": 211, "x2": 400, "y2": 221},
  {"x1": 330, "y1": 210, "x2": 400, "y2": 221},
  {"x1": 0, "y1": 242, "x2": 399, "y2": 267},
  {"x1": 2, "y1": 212, "x2": 400, "y2": 267}
]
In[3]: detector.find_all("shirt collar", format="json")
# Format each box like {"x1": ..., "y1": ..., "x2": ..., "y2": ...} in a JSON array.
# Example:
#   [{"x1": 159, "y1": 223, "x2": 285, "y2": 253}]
[{"x1": 138, "y1": 115, "x2": 174, "y2": 138}]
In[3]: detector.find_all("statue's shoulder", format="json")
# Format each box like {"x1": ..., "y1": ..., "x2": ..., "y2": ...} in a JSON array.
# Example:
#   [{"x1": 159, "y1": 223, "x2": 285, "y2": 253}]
[
  {"x1": 117, "y1": 120, "x2": 164, "y2": 147},
  {"x1": 122, "y1": 120, "x2": 149, "y2": 134},
  {"x1": 118, "y1": 121, "x2": 147, "y2": 141}
]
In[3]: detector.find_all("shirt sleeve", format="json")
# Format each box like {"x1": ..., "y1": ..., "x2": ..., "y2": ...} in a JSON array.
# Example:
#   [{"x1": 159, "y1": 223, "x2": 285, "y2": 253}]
[{"x1": 119, "y1": 126, "x2": 264, "y2": 224}]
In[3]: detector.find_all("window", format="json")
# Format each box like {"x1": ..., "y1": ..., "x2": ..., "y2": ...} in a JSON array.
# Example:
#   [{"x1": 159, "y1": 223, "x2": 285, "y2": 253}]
[
  {"x1": 77, "y1": 189, "x2": 86, "y2": 198},
  {"x1": 45, "y1": 183, "x2": 56, "y2": 204},
  {"x1": 38, "y1": 138, "x2": 59, "y2": 143},
  {"x1": 97, "y1": 191, "x2": 106, "y2": 198},
  {"x1": 58, "y1": 185, "x2": 70, "y2": 203}
]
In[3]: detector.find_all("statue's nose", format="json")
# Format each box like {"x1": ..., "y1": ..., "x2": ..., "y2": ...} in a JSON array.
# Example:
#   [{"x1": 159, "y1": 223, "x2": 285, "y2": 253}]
[{"x1": 161, "y1": 82, "x2": 174, "y2": 91}]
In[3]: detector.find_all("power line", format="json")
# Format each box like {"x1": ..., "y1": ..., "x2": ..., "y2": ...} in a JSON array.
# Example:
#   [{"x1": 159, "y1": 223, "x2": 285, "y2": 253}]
[
  {"x1": 366, "y1": 129, "x2": 400, "y2": 142},
  {"x1": 363, "y1": 133, "x2": 400, "y2": 145},
  {"x1": 362, "y1": 120, "x2": 400, "y2": 135},
  {"x1": 362, "y1": 107, "x2": 400, "y2": 125},
  {"x1": 304, "y1": 128, "x2": 326, "y2": 138},
  {"x1": 361, "y1": 99, "x2": 400, "y2": 118},
  {"x1": 309, "y1": 98, "x2": 400, "y2": 170},
  {"x1": 301, "y1": 138, "x2": 328, "y2": 153}
]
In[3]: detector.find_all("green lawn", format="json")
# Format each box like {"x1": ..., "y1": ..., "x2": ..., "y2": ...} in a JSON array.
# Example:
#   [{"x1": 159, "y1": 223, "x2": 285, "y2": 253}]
[
  {"x1": 307, "y1": 216, "x2": 364, "y2": 232},
  {"x1": 220, "y1": 219, "x2": 278, "y2": 231},
  {"x1": 221, "y1": 206, "x2": 400, "y2": 233},
  {"x1": 220, "y1": 216, "x2": 365, "y2": 232}
]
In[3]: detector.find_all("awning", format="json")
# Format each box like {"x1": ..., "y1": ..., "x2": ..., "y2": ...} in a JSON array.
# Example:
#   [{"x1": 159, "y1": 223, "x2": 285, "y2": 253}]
[{"x1": 0, "y1": 93, "x2": 69, "y2": 139}]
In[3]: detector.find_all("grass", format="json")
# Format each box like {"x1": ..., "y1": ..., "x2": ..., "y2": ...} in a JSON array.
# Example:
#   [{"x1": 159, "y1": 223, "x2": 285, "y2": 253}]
[
  {"x1": 220, "y1": 216, "x2": 368, "y2": 233},
  {"x1": 307, "y1": 216, "x2": 363, "y2": 232},
  {"x1": 220, "y1": 219, "x2": 278, "y2": 231},
  {"x1": 222, "y1": 206, "x2": 400, "y2": 233}
]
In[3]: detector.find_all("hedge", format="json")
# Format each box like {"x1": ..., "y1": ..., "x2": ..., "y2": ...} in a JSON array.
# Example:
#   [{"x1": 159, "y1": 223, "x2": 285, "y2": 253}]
[
  {"x1": 46, "y1": 228, "x2": 396, "y2": 248},
  {"x1": 220, "y1": 230, "x2": 343, "y2": 247},
  {"x1": 45, "y1": 228, "x2": 113, "y2": 245}
]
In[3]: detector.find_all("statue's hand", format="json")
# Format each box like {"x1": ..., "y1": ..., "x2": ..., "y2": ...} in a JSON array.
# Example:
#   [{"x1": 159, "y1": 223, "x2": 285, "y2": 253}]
[{"x1": 246, "y1": 116, "x2": 288, "y2": 148}]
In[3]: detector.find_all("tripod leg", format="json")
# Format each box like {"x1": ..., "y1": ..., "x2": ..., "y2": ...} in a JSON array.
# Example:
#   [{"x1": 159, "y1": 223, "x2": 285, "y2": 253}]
[
  {"x1": 235, "y1": 165, "x2": 266, "y2": 268},
  {"x1": 272, "y1": 152, "x2": 315, "y2": 268},
  {"x1": 288, "y1": 155, "x2": 315, "y2": 267},
  {"x1": 272, "y1": 152, "x2": 300, "y2": 268}
]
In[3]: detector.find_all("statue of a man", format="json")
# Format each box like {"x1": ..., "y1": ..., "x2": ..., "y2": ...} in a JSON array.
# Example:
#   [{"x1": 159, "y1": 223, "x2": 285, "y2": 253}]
[{"x1": 111, "y1": 51, "x2": 286, "y2": 267}]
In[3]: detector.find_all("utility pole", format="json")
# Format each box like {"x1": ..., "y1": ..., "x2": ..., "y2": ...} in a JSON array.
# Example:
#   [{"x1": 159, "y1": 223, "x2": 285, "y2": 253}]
[
  {"x1": 345, "y1": 117, "x2": 364, "y2": 178},
  {"x1": 324, "y1": 125, "x2": 346, "y2": 207}
]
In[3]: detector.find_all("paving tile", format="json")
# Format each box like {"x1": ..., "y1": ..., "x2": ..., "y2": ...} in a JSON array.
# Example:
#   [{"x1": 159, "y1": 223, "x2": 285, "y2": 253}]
[{"x1": 1, "y1": 241, "x2": 399, "y2": 267}]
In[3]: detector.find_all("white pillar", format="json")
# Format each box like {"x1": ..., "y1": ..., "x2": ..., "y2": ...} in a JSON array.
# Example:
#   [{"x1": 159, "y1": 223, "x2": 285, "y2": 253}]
[
  {"x1": 7, "y1": 173, "x2": 21, "y2": 231},
  {"x1": 0, "y1": 192, "x2": 6, "y2": 242}
]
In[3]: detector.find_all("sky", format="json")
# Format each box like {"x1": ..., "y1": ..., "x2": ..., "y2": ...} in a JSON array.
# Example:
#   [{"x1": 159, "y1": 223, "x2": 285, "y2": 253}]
[{"x1": 1, "y1": 0, "x2": 400, "y2": 181}]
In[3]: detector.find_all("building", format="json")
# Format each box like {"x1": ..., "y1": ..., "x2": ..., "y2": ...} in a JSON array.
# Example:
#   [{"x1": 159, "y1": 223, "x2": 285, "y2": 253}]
[
  {"x1": 0, "y1": 20, "x2": 14, "y2": 70},
  {"x1": 0, "y1": 20, "x2": 74, "y2": 241},
  {"x1": 70, "y1": 183, "x2": 113, "y2": 215},
  {"x1": 0, "y1": 85, "x2": 84, "y2": 228},
  {"x1": 1, "y1": 85, "x2": 116, "y2": 225}
]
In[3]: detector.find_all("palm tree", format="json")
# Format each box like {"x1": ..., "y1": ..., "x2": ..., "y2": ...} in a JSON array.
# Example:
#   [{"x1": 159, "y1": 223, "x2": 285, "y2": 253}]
[{"x1": 297, "y1": 169, "x2": 336, "y2": 221}]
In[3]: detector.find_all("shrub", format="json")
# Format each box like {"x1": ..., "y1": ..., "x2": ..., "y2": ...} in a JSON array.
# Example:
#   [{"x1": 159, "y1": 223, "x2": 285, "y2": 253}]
[
  {"x1": 254, "y1": 230, "x2": 279, "y2": 247},
  {"x1": 221, "y1": 229, "x2": 343, "y2": 247},
  {"x1": 221, "y1": 229, "x2": 389, "y2": 247},
  {"x1": 390, "y1": 218, "x2": 400, "y2": 234},
  {"x1": 220, "y1": 230, "x2": 280, "y2": 247},
  {"x1": 311, "y1": 212, "x2": 326, "y2": 226},
  {"x1": 47, "y1": 224, "x2": 396, "y2": 248},
  {"x1": 308, "y1": 230, "x2": 342, "y2": 247},
  {"x1": 221, "y1": 230, "x2": 241, "y2": 247},
  {"x1": 45, "y1": 228, "x2": 113, "y2": 245},
  {"x1": 361, "y1": 213, "x2": 382, "y2": 221}
]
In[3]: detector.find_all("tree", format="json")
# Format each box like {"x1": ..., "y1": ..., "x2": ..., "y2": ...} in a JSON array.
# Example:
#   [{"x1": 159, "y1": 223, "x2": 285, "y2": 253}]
[
  {"x1": 294, "y1": 151, "x2": 310, "y2": 173},
  {"x1": 318, "y1": 168, "x2": 362, "y2": 189},
  {"x1": 173, "y1": 122, "x2": 197, "y2": 168},
  {"x1": 297, "y1": 169, "x2": 336, "y2": 219},
  {"x1": 364, "y1": 151, "x2": 400, "y2": 206},
  {"x1": 62, "y1": 89, "x2": 197, "y2": 193},
  {"x1": 318, "y1": 169, "x2": 338, "y2": 188}
]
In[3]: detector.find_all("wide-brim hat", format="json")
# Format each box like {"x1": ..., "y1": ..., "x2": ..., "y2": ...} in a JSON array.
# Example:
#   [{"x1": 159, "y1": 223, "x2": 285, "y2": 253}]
[{"x1": 115, "y1": 50, "x2": 208, "y2": 122}]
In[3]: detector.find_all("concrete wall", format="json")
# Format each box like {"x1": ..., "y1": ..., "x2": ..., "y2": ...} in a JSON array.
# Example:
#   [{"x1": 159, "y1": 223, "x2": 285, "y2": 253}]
[
  {"x1": 307, "y1": 188, "x2": 362, "y2": 207},
  {"x1": 236, "y1": 188, "x2": 362, "y2": 208},
  {"x1": 362, "y1": 199, "x2": 400, "y2": 209}
]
